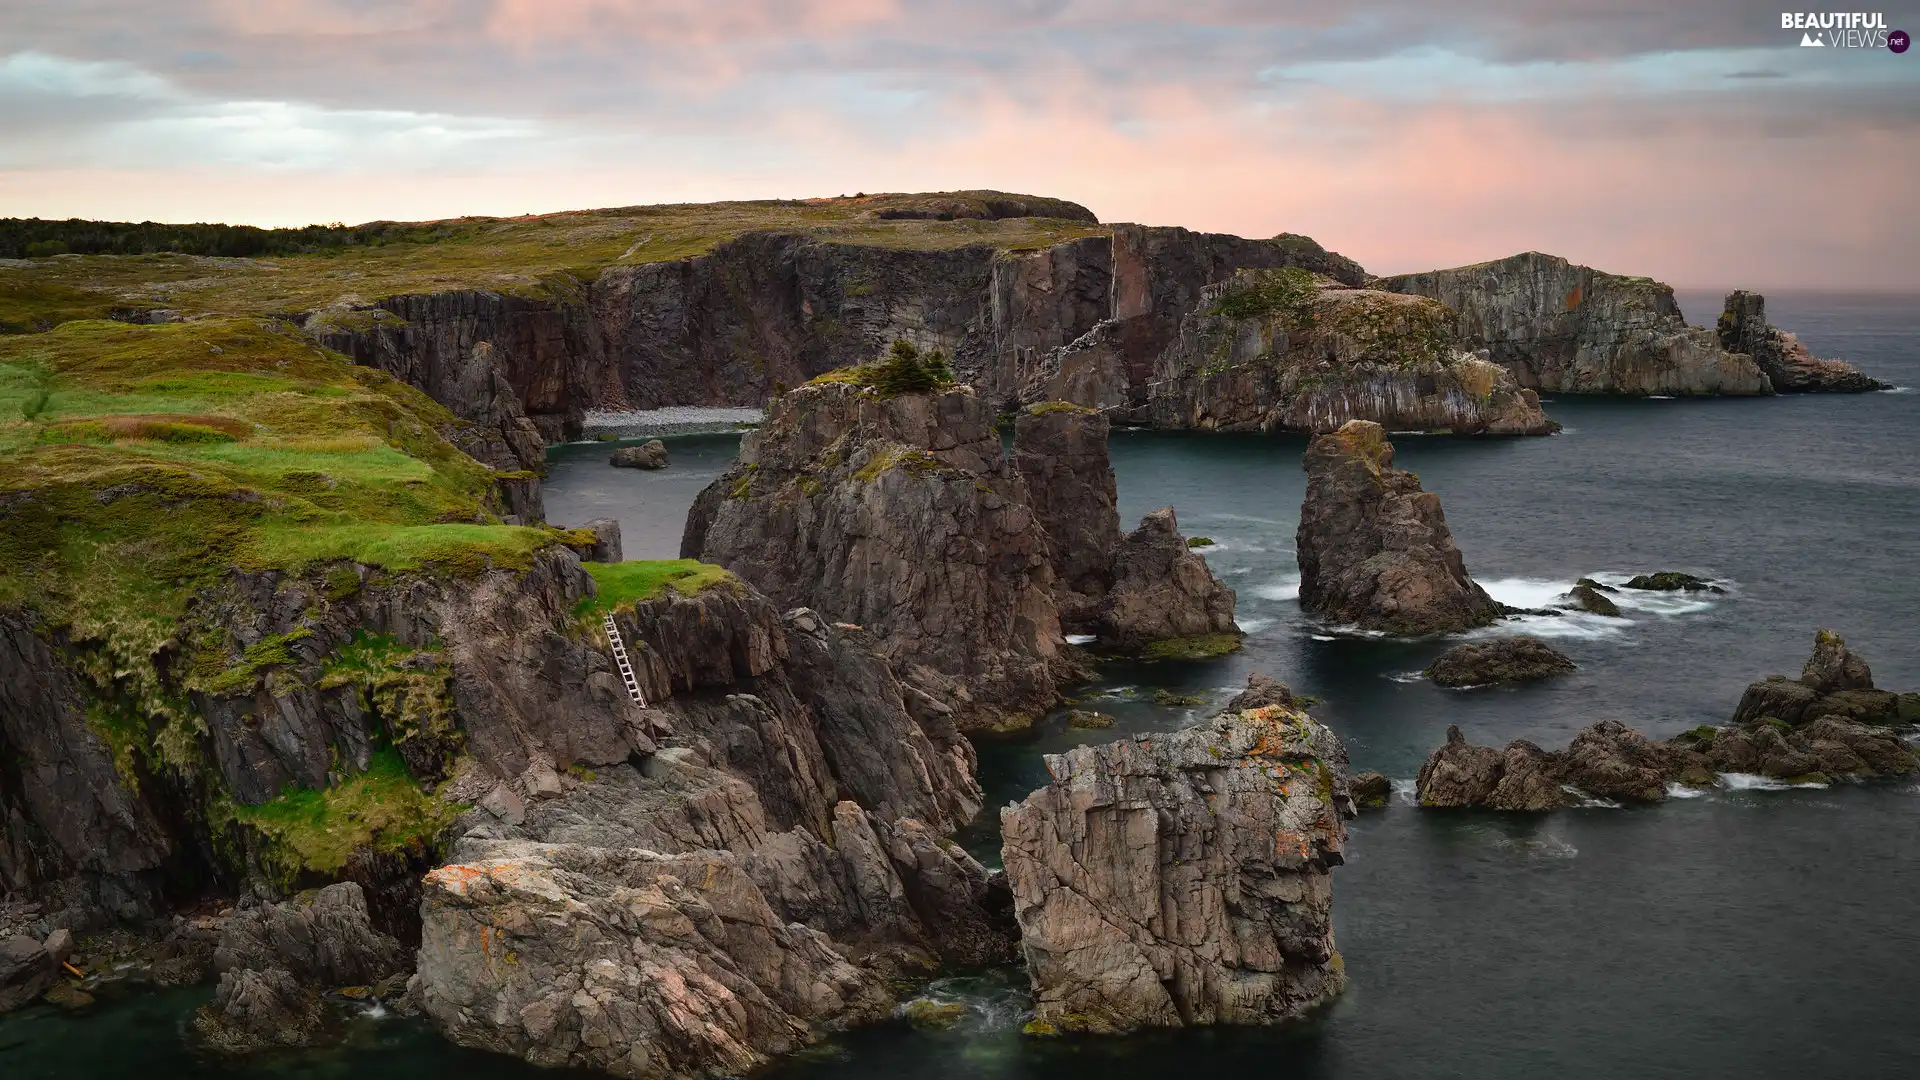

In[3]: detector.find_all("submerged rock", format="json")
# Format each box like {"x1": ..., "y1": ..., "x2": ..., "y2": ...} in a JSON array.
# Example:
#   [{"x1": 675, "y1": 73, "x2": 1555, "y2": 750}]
[
  {"x1": 1565, "y1": 584, "x2": 1621, "y2": 617},
  {"x1": 1001, "y1": 693, "x2": 1352, "y2": 1033},
  {"x1": 1424, "y1": 637, "x2": 1576, "y2": 688},
  {"x1": 1717, "y1": 291, "x2": 1886, "y2": 393},
  {"x1": 1296, "y1": 420, "x2": 1502, "y2": 634},
  {"x1": 1375, "y1": 253, "x2": 1772, "y2": 397},
  {"x1": 609, "y1": 438, "x2": 670, "y2": 469},
  {"x1": 1148, "y1": 271, "x2": 1558, "y2": 436},
  {"x1": 1622, "y1": 571, "x2": 1721, "y2": 592}
]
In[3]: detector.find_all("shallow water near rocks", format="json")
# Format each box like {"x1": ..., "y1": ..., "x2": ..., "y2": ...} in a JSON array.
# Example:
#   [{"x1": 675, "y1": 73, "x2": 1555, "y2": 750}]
[{"x1": 7, "y1": 292, "x2": 1919, "y2": 1077}]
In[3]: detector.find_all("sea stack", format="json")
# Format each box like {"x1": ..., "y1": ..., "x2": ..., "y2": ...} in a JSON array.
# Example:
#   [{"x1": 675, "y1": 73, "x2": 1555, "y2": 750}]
[
  {"x1": 1296, "y1": 420, "x2": 1502, "y2": 634},
  {"x1": 1000, "y1": 688, "x2": 1353, "y2": 1033},
  {"x1": 1717, "y1": 291, "x2": 1887, "y2": 393}
]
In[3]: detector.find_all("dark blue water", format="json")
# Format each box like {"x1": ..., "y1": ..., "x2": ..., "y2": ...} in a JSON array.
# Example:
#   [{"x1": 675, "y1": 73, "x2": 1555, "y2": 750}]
[{"x1": 9, "y1": 292, "x2": 1918, "y2": 1077}]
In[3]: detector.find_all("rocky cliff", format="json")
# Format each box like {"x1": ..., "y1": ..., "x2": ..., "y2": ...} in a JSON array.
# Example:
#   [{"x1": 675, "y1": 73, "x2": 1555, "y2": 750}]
[
  {"x1": 1716, "y1": 291, "x2": 1887, "y2": 393},
  {"x1": 1375, "y1": 253, "x2": 1773, "y2": 396},
  {"x1": 1417, "y1": 631, "x2": 1919, "y2": 810},
  {"x1": 1147, "y1": 269, "x2": 1557, "y2": 435},
  {"x1": 1296, "y1": 420, "x2": 1503, "y2": 634},
  {"x1": 1000, "y1": 690, "x2": 1352, "y2": 1033}
]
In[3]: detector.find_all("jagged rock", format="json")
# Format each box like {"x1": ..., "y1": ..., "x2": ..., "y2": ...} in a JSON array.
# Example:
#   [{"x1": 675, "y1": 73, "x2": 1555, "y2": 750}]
[
  {"x1": 1802, "y1": 628, "x2": 1874, "y2": 691},
  {"x1": 416, "y1": 840, "x2": 895, "y2": 1077},
  {"x1": 1565, "y1": 584, "x2": 1621, "y2": 616},
  {"x1": 1297, "y1": 421, "x2": 1502, "y2": 634},
  {"x1": 579, "y1": 517, "x2": 624, "y2": 563},
  {"x1": 1424, "y1": 637, "x2": 1576, "y2": 688},
  {"x1": 609, "y1": 439, "x2": 670, "y2": 469},
  {"x1": 1350, "y1": 771, "x2": 1392, "y2": 809},
  {"x1": 1733, "y1": 631, "x2": 1900, "y2": 728},
  {"x1": 1001, "y1": 698, "x2": 1352, "y2": 1033},
  {"x1": 1414, "y1": 726, "x2": 1505, "y2": 807},
  {"x1": 1217, "y1": 672, "x2": 1299, "y2": 714},
  {"x1": 1623, "y1": 571, "x2": 1720, "y2": 592},
  {"x1": 193, "y1": 967, "x2": 329, "y2": 1053},
  {"x1": 1574, "y1": 577, "x2": 1617, "y2": 593},
  {"x1": 1012, "y1": 402, "x2": 1119, "y2": 629},
  {"x1": 682, "y1": 381, "x2": 1069, "y2": 732},
  {"x1": 1717, "y1": 291, "x2": 1886, "y2": 392},
  {"x1": 1096, "y1": 507, "x2": 1240, "y2": 652},
  {"x1": 1485, "y1": 742, "x2": 1579, "y2": 811},
  {"x1": 1, "y1": 934, "x2": 56, "y2": 1012},
  {"x1": 1376, "y1": 252, "x2": 1773, "y2": 396},
  {"x1": 1558, "y1": 720, "x2": 1686, "y2": 803},
  {"x1": 1147, "y1": 272, "x2": 1558, "y2": 435},
  {"x1": 193, "y1": 882, "x2": 409, "y2": 1054}
]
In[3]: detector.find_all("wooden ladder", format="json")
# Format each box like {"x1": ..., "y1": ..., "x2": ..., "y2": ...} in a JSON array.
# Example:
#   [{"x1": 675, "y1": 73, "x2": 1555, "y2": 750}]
[{"x1": 602, "y1": 613, "x2": 647, "y2": 707}]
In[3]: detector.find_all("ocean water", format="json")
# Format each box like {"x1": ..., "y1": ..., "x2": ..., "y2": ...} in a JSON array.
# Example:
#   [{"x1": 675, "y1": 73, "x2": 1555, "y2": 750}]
[{"x1": 7, "y1": 292, "x2": 1918, "y2": 1077}]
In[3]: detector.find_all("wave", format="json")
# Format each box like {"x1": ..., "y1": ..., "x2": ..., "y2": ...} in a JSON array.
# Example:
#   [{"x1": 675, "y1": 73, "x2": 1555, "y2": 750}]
[
  {"x1": 1481, "y1": 573, "x2": 1727, "y2": 630},
  {"x1": 1718, "y1": 772, "x2": 1829, "y2": 791},
  {"x1": 1391, "y1": 778, "x2": 1418, "y2": 806},
  {"x1": 1253, "y1": 573, "x2": 1302, "y2": 601},
  {"x1": 1881, "y1": 386, "x2": 1914, "y2": 394},
  {"x1": 1386, "y1": 670, "x2": 1428, "y2": 683},
  {"x1": 1665, "y1": 781, "x2": 1713, "y2": 800},
  {"x1": 1064, "y1": 634, "x2": 1097, "y2": 645},
  {"x1": 1237, "y1": 617, "x2": 1275, "y2": 633}
]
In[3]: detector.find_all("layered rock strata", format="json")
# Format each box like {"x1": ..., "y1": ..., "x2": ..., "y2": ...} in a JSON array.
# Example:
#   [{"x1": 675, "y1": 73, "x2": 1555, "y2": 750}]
[
  {"x1": 1147, "y1": 270, "x2": 1557, "y2": 435},
  {"x1": 1375, "y1": 253, "x2": 1773, "y2": 396},
  {"x1": 1000, "y1": 690, "x2": 1353, "y2": 1033},
  {"x1": 1296, "y1": 421, "x2": 1503, "y2": 634},
  {"x1": 1416, "y1": 632, "x2": 1919, "y2": 810},
  {"x1": 1011, "y1": 402, "x2": 1120, "y2": 629},
  {"x1": 1716, "y1": 291, "x2": 1887, "y2": 393}
]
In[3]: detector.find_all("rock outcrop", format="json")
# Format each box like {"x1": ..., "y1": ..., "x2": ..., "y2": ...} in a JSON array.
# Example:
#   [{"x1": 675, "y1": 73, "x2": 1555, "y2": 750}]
[
  {"x1": 1717, "y1": 291, "x2": 1886, "y2": 393},
  {"x1": 1564, "y1": 584, "x2": 1620, "y2": 616},
  {"x1": 609, "y1": 439, "x2": 669, "y2": 469},
  {"x1": 1376, "y1": 253, "x2": 1773, "y2": 396},
  {"x1": 1147, "y1": 271, "x2": 1557, "y2": 435},
  {"x1": 192, "y1": 882, "x2": 409, "y2": 1054},
  {"x1": 1425, "y1": 637, "x2": 1576, "y2": 688},
  {"x1": 1096, "y1": 508, "x2": 1240, "y2": 653},
  {"x1": 680, "y1": 380, "x2": 1069, "y2": 732},
  {"x1": 1296, "y1": 421, "x2": 1503, "y2": 634},
  {"x1": 1000, "y1": 691, "x2": 1352, "y2": 1033},
  {"x1": 1416, "y1": 631, "x2": 1918, "y2": 809}
]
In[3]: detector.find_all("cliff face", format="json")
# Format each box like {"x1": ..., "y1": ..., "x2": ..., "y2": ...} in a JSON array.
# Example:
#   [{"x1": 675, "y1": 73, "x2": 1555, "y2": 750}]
[
  {"x1": 1375, "y1": 252, "x2": 1773, "y2": 396},
  {"x1": 1001, "y1": 692, "x2": 1352, "y2": 1033},
  {"x1": 1717, "y1": 291, "x2": 1887, "y2": 393},
  {"x1": 1148, "y1": 271, "x2": 1557, "y2": 435},
  {"x1": 681, "y1": 382, "x2": 1069, "y2": 733}
]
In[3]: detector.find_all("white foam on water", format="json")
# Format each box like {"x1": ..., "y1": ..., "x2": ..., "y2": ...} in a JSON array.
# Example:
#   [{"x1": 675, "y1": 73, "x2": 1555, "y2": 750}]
[
  {"x1": 1237, "y1": 617, "x2": 1275, "y2": 633},
  {"x1": 1882, "y1": 386, "x2": 1914, "y2": 394},
  {"x1": 1224, "y1": 566, "x2": 1253, "y2": 576},
  {"x1": 1719, "y1": 772, "x2": 1829, "y2": 791},
  {"x1": 1563, "y1": 785, "x2": 1622, "y2": 809},
  {"x1": 1480, "y1": 577, "x2": 1576, "y2": 610},
  {"x1": 1254, "y1": 573, "x2": 1302, "y2": 601},
  {"x1": 1187, "y1": 542, "x2": 1223, "y2": 553},
  {"x1": 1310, "y1": 633, "x2": 1337, "y2": 641},
  {"x1": 1391, "y1": 778, "x2": 1419, "y2": 805},
  {"x1": 1064, "y1": 634, "x2": 1097, "y2": 645},
  {"x1": 1385, "y1": 670, "x2": 1427, "y2": 683},
  {"x1": 1479, "y1": 609, "x2": 1630, "y2": 642},
  {"x1": 1665, "y1": 782, "x2": 1712, "y2": 800},
  {"x1": 1212, "y1": 513, "x2": 1287, "y2": 526}
]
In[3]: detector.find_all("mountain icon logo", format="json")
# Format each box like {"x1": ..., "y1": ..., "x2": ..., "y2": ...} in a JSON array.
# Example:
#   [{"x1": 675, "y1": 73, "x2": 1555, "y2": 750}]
[{"x1": 1800, "y1": 31, "x2": 1825, "y2": 46}]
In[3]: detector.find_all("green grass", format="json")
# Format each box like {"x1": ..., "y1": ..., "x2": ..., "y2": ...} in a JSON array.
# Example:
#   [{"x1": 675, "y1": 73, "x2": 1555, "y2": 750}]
[
  {"x1": 230, "y1": 747, "x2": 461, "y2": 876},
  {"x1": 576, "y1": 559, "x2": 736, "y2": 615},
  {"x1": 0, "y1": 192, "x2": 1106, "y2": 332},
  {"x1": 1137, "y1": 632, "x2": 1246, "y2": 662}
]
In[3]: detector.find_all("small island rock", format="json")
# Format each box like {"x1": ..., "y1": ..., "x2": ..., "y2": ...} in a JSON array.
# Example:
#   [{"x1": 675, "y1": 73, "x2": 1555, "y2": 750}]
[
  {"x1": 1424, "y1": 637, "x2": 1576, "y2": 688},
  {"x1": 609, "y1": 439, "x2": 670, "y2": 469}
]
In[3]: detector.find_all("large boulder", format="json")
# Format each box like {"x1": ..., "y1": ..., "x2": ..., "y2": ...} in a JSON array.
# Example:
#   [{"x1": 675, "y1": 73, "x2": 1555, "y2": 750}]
[
  {"x1": 1717, "y1": 291, "x2": 1885, "y2": 393},
  {"x1": 1424, "y1": 637, "x2": 1576, "y2": 688},
  {"x1": 1414, "y1": 725, "x2": 1507, "y2": 807},
  {"x1": 1375, "y1": 253, "x2": 1773, "y2": 396},
  {"x1": 1147, "y1": 271, "x2": 1558, "y2": 435},
  {"x1": 610, "y1": 439, "x2": 670, "y2": 469},
  {"x1": 1296, "y1": 421, "x2": 1502, "y2": 634},
  {"x1": 1001, "y1": 695, "x2": 1352, "y2": 1033},
  {"x1": 1095, "y1": 507, "x2": 1240, "y2": 653},
  {"x1": 0, "y1": 934, "x2": 57, "y2": 1012}
]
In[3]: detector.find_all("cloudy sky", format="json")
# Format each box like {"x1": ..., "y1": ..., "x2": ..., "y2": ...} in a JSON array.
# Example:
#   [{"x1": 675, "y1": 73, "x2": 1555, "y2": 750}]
[{"x1": 2, "y1": 0, "x2": 1915, "y2": 288}]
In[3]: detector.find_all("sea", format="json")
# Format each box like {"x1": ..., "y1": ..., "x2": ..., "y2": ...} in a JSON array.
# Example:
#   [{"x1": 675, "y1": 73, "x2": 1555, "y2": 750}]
[{"x1": 6, "y1": 291, "x2": 1917, "y2": 1078}]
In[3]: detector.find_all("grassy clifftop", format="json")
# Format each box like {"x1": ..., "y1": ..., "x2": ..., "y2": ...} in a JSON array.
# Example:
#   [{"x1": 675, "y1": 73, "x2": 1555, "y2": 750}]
[
  {"x1": 0, "y1": 191, "x2": 1107, "y2": 331},
  {"x1": 0, "y1": 317, "x2": 561, "y2": 672}
]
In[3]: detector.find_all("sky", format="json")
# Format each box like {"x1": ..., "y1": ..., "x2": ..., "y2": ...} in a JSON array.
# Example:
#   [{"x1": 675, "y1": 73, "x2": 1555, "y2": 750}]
[{"x1": 1, "y1": 1, "x2": 1916, "y2": 289}]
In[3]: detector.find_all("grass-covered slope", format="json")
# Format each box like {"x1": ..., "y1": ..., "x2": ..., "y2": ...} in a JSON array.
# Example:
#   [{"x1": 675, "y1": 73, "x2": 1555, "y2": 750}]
[
  {"x1": 0, "y1": 317, "x2": 565, "y2": 716},
  {"x1": 0, "y1": 191, "x2": 1106, "y2": 332}
]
